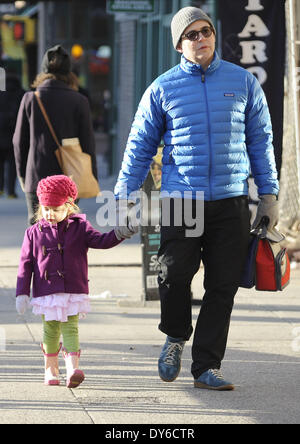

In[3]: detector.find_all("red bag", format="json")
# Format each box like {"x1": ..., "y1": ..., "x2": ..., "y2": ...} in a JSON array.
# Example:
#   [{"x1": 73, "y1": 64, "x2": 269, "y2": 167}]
[
  {"x1": 240, "y1": 217, "x2": 290, "y2": 292},
  {"x1": 255, "y1": 239, "x2": 290, "y2": 291}
]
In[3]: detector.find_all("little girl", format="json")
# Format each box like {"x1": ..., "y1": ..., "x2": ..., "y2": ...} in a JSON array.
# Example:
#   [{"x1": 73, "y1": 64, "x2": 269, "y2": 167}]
[{"x1": 16, "y1": 175, "x2": 134, "y2": 388}]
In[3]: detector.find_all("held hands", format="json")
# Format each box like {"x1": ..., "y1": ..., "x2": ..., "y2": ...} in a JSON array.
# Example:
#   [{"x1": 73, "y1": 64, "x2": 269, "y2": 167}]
[
  {"x1": 114, "y1": 199, "x2": 139, "y2": 240},
  {"x1": 251, "y1": 194, "x2": 279, "y2": 232},
  {"x1": 16, "y1": 295, "x2": 31, "y2": 315}
]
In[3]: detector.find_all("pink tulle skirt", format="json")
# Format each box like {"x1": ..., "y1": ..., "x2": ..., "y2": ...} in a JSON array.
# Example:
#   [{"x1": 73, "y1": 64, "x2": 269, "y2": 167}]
[{"x1": 30, "y1": 293, "x2": 91, "y2": 323}]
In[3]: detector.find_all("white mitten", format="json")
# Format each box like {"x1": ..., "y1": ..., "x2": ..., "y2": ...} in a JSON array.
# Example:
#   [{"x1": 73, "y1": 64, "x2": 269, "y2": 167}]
[{"x1": 16, "y1": 295, "x2": 31, "y2": 315}]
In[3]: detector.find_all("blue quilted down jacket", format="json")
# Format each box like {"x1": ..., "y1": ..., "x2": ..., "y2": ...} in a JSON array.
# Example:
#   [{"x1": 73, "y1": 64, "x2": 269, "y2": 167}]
[{"x1": 115, "y1": 52, "x2": 279, "y2": 201}]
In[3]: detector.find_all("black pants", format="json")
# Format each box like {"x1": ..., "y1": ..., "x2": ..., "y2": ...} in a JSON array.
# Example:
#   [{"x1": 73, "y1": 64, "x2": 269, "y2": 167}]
[
  {"x1": 0, "y1": 149, "x2": 17, "y2": 195},
  {"x1": 25, "y1": 192, "x2": 39, "y2": 226},
  {"x1": 157, "y1": 196, "x2": 250, "y2": 379}
]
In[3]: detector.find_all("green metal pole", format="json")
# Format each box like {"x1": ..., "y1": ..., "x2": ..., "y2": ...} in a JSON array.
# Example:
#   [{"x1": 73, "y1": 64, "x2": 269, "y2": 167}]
[{"x1": 207, "y1": 0, "x2": 217, "y2": 24}]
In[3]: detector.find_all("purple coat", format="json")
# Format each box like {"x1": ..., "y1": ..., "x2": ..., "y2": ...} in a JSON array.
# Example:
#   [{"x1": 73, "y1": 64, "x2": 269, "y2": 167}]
[{"x1": 16, "y1": 214, "x2": 123, "y2": 298}]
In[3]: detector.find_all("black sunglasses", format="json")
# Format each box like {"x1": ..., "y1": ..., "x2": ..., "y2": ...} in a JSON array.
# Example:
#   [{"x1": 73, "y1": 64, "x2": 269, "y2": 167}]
[{"x1": 182, "y1": 26, "x2": 214, "y2": 42}]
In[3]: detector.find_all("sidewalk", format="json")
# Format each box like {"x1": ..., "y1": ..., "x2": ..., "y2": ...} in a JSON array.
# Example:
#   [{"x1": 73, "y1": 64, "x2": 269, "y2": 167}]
[{"x1": 1, "y1": 187, "x2": 300, "y2": 424}]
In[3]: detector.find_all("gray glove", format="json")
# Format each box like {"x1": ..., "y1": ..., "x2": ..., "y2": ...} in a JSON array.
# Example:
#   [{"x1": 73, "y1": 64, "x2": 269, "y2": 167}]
[
  {"x1": 251, "y1": 194, "x2": 279, "y2": 231},
  {"x1": 114, "y1": 199, "x2": 139, "y2": 240}
]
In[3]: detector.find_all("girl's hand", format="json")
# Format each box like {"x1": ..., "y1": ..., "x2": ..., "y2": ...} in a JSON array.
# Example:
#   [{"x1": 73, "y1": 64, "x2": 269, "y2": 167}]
[{"x1": 16, "y1": 295, "x2": 31, "y2": 315}]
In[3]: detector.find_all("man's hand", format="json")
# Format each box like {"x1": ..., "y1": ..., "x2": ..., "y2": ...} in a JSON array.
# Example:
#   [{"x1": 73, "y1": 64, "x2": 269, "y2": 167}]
[
  {"x1": 251, "y1": 195, "x2": 279, "y2": 231},
  {"x1": 114, "y1": 199, "x2": 139, "y2": 240}
]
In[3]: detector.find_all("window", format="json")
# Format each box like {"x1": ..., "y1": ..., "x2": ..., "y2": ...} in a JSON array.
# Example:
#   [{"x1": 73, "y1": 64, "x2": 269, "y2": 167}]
[
  {"x1": 53, "y1": 2, "x2": 69, "y2": 40},
  {"x1": 162, "y1": 26, "x2": 173, "y2": 73},
  {"x1": 152, "y1": 21, "x2": 159, "y2": 79},
  {"x1": 164, "y1": 0, "x2": 174, "y2": 14},
  {"x1": 90, "y1": 1, "x2": 108, "y2": 39},
  {"x1": 295, "y1": 0, "x2": 300, "y2": 42},
  {"x1": 71, "y1": 0, "x2": 86, "y2": 39},
  {"x1": 140, "y1": 23, "x2": 148, "y2": 92},
  {"x1": 294, "y1": 0, "x2": 300, "y2": 134},
  {"x1": 134, "y1": 0, "x2": 211, "y2": 103}
]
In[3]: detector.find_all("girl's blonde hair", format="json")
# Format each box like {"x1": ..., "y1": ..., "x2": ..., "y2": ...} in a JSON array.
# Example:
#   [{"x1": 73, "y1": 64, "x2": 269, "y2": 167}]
[{"x1": 34, "y1": 201, "x2": 80, "y2": 223}]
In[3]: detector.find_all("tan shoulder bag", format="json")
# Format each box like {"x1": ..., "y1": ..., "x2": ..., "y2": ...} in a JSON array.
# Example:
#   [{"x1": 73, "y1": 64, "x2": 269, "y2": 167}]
[{"x1": 34, "y1": 91, "x2": 100, "y2": 199}]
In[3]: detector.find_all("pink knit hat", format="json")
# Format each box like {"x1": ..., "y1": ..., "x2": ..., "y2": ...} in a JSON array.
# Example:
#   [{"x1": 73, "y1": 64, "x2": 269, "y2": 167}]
[{"x1": 37, "y1": 175, "x2": 78, "y2": 207}]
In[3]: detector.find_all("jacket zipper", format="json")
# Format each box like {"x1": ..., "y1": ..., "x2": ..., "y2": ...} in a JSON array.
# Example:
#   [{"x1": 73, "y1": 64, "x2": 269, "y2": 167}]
[{"x1": 202, "y1": 73, "x2": 213, "y2": 200}]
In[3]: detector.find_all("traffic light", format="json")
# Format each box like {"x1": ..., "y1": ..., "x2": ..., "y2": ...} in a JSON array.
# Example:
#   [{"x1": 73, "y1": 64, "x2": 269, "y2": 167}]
[
  {"x1": 71, "y1": 44, "x2": 84, "y2": 60},
  {"x1": 2, "y1": 15, "x2": 36, "y2": 43},
  {"x1": 13, "y1": 21, "x2": 25, "y2": 40}
]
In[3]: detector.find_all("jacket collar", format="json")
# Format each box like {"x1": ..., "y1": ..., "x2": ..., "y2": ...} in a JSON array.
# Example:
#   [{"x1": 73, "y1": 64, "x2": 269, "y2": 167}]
[
  {"x1": 37, "y1": 79, "x2": 73, "y2": 92},
  {"x1": 38, "y1": 214, "x2": 86, "y2": 230},
  {"x1": 180, "y1": 51, "x2": 220, "y2": 76}
]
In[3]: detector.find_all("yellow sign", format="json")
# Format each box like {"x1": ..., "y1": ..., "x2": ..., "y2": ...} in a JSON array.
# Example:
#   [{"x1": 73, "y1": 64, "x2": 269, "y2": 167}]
[{"x1": 150, "y1": 147, "x2": 162, "y2": 190}]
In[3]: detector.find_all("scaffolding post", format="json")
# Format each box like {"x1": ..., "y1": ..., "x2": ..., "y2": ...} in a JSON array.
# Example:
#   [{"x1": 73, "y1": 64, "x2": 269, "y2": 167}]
[{"x1": 288, "y1": 0, "x2": 300, "y2": 166}]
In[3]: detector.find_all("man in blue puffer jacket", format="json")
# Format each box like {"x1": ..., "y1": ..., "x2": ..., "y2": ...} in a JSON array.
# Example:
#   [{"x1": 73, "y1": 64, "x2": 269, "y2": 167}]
[{"x1": 115, "y1": 6, "x2": 279, "y2": 390}]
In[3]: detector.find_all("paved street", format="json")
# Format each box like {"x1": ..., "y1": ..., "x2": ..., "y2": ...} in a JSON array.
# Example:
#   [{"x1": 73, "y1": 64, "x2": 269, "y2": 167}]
[{"x1": 1, "y1": 184, "x2": 300, "y2": 425}]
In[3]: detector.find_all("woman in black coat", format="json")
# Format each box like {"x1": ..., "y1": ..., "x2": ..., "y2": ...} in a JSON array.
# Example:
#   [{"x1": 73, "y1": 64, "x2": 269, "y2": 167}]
[
  {"x1": 13, "y1": 45, "x2": 97, "y2": 225},
  {"x1": 0, "y1": 74, "x2": 25, "y2": 198}
]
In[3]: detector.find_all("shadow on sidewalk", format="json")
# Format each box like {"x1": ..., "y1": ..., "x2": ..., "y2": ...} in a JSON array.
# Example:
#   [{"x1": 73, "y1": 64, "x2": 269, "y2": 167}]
[
  {"x1": 1, "y1": 288, "x2": 300, "y2": 424},
  {"x1": 1, "y1": 337, "x2": 300, "y2": 424}
]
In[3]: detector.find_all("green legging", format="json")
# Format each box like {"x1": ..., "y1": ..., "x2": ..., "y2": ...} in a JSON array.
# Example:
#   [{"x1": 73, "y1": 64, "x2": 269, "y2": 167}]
[{"x1": 43, "y1": 315, "x2": 80, "y2": 354}]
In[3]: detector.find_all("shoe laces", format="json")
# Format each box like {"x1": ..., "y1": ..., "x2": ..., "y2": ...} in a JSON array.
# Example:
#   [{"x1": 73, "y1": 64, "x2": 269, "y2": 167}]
[
  {"x1": 210, "y1": 369, "x2": 225, "y2": 380},
  {"x1": 164, "y1": 342, "x2": 184, "y2": 365}
]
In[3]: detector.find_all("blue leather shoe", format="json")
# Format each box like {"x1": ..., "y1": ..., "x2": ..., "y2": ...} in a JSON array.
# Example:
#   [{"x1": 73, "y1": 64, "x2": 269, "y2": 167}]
[
  {"x1": 194, "y1": 369, "x2": 235, "y2": 391},
  {"x1": 158, "y1": 336, "x2": 185, "y2": 382}
]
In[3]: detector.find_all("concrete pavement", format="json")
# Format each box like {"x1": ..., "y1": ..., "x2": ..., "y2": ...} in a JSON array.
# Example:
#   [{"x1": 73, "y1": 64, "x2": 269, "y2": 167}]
[{"x1": 1, "y1": 184, "x2": 300, "y2": 424}]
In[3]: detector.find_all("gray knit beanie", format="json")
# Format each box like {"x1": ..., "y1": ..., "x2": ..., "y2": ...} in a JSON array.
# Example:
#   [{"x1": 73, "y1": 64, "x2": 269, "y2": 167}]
[
  {"x1": 171, "y1": 6, "x2": 216, "y2": 50},
  {"x1": 41, "y1": 45, "x2": 71, "y2": 75}
]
